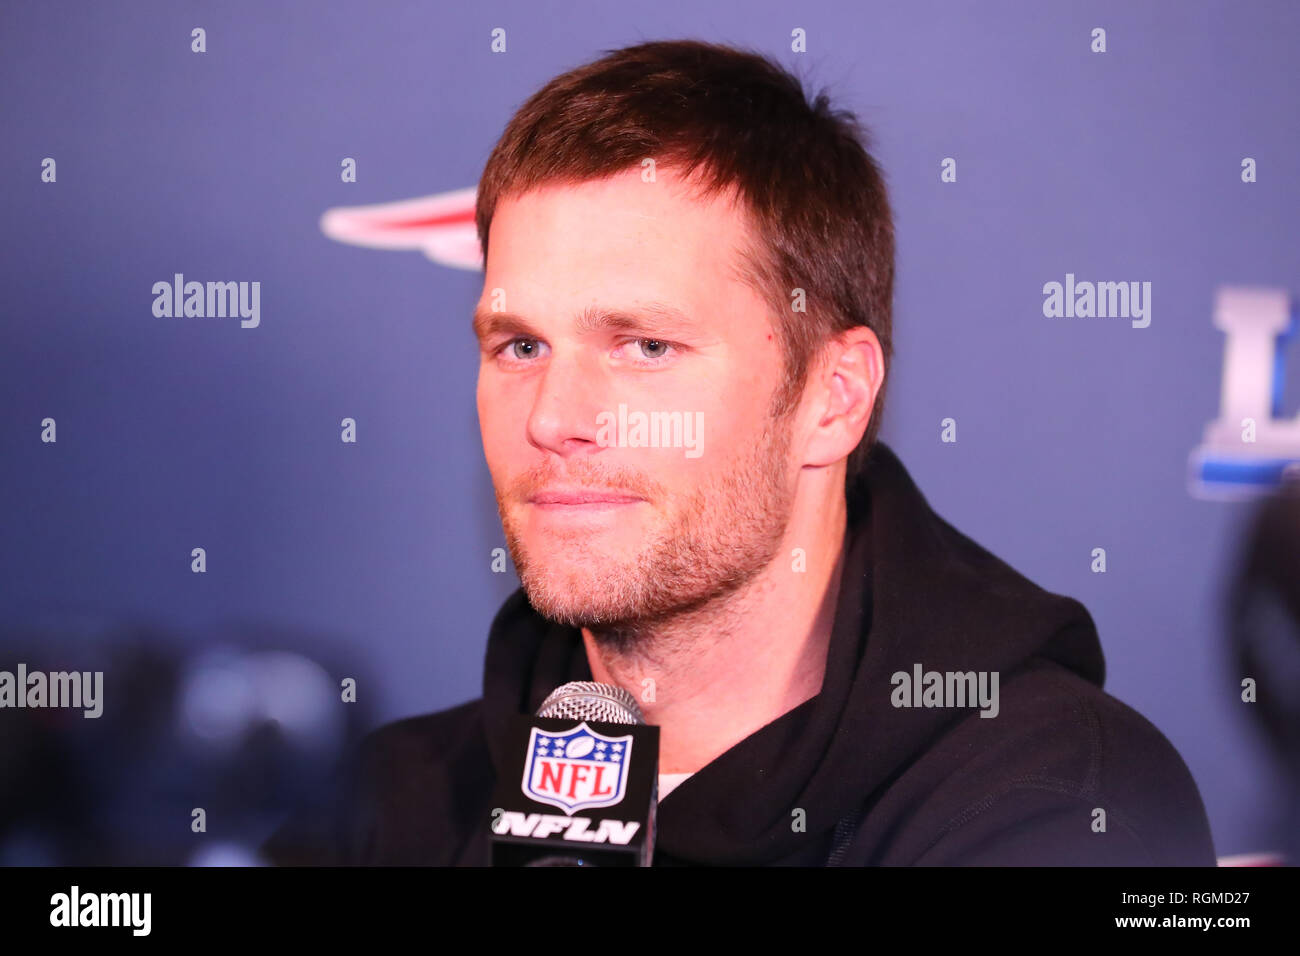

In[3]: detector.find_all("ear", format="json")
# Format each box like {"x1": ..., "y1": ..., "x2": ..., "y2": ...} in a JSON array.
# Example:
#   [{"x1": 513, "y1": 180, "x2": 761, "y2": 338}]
[{"x1": 801, "y1": 327, "x2": 884, "y2": 469}]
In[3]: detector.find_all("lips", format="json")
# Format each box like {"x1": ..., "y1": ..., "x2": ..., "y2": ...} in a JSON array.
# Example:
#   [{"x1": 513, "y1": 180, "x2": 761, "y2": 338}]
[{"x1": 529, "y1": 489, "x2": 643, "y2": 506}]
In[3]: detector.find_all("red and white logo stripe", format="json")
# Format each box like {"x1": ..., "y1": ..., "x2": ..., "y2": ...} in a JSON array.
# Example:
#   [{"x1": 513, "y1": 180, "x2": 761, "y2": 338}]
[{"x1": 319, "y1": 186, "x2": 482, "y2": 271}]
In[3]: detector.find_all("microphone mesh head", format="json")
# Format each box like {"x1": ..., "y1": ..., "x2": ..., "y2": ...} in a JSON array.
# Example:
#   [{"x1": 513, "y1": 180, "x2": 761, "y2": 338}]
[{"x1": 536, "y1": 681, "x2": 644, "y2": 724}]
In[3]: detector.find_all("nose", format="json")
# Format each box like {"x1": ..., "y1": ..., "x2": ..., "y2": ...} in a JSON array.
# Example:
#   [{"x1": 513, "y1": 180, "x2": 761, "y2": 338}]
[{"x1": 525, "y1": 348, "x2": 608, "y2": 458}]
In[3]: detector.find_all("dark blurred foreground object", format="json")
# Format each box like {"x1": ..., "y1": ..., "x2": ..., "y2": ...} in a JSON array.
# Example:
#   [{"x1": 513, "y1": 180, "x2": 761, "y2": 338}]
[
  {"x1": 1226, "y1": 479, "x2": 1300, "y2": 865},
  {"x1": 0, "y1": 616, "x2": 370, "y2": 865}
]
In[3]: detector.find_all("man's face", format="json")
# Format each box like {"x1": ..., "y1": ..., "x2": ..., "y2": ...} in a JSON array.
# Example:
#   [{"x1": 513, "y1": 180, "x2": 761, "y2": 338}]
[{"x1": 475, "y1": 168, "x2": 801, "y2": 634}]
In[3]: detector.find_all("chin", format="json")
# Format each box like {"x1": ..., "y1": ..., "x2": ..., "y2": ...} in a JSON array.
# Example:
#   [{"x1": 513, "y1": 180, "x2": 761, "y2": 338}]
[
  {"x1": 522, "y1": 587, "x2": 626, "y2": 629},
  {"x1": 517, "y1": 559, "x2": 639, "y2": 627}
]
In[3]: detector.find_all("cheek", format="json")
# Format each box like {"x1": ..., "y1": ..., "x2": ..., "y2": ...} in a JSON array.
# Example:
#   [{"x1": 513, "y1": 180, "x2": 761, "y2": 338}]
[
  {"x1": 703, "y1": 393, "x2": 765, "y2": 456},
  {"x1": 477, "y1": 377, "x2": 514, "y2": 464},
  {"x1": 631, "y1": 404, "x2": 757, "y2": 488}
]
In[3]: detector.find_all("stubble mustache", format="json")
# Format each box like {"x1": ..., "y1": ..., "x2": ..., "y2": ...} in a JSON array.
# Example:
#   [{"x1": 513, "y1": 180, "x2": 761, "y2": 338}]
[{"x1": 503, "y1": 459, "x2": 665, "y2": 506}]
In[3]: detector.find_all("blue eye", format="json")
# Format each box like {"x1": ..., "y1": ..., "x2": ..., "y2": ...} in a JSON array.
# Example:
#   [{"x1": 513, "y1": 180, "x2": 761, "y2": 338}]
[
  {"x1": 497, "y1": 338, "x2": 544, "y2": 362},
  {"x1": 639, "y1": 339, "x2": 669, "y2": 358}
]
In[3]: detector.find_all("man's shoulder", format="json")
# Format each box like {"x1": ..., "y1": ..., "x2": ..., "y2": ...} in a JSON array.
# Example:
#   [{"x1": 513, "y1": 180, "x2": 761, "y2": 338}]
[
  {"x1": 349, "y1": 697, "x2": 495, "y2": 814},
  {"x1": 1006, "y1": 662, "x2": 1202, "y2": 797},
  {"x1": 261, "y1": 697, "x2": 493, "y2": 866},
  {"x1": 358, "y1": 697, "x2": 487, "y2": 766},
  {"x1": 890, "y1": 660, "x2": 1216, "y2": 865}
]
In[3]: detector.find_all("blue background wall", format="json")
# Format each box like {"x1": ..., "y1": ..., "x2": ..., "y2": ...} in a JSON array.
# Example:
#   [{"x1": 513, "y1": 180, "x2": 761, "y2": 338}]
[{"x1": 2, "y1": 0, "x2": 1297, "y2": 859}]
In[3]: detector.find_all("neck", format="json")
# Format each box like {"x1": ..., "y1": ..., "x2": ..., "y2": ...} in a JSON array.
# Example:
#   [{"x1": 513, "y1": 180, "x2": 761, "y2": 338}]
[{"x1": 581, "y1": 469, "x2": 849, "y2": 774}]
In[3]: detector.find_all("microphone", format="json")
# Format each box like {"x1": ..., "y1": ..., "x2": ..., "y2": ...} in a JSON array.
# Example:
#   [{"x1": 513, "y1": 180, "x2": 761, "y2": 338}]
[{"x1": 489, "y1": 681, "x2": 660, "y2": 866}]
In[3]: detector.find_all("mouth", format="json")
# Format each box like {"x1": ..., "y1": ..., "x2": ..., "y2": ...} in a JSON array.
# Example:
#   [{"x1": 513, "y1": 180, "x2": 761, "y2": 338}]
[{"x1": 528, "y1": 488, "x2": 645, "y2": 508}]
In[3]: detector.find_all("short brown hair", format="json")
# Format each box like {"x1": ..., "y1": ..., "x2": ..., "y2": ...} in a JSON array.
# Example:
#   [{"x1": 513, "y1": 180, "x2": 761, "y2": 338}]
[{"x1": 475, "y1": 39, "x2": 894, "y2": 489}]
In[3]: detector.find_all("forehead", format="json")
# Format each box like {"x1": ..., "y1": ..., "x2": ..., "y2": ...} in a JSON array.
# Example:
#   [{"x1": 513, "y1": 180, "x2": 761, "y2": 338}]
[{"x1": 483, "y1": 168, "x2": 761, "y2": 312}]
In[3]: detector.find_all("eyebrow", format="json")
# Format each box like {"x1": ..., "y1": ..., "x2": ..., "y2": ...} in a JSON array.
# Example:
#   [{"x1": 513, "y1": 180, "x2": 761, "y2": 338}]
[{"x1": 472, "y1": 302, "x2": 701, "y2": 344}]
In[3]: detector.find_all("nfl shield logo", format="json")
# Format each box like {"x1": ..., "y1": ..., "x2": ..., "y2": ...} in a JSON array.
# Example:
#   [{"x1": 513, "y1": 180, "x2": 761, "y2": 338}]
[{"x1": 521, "y1": 721, "x2": 634, "y2": 815}]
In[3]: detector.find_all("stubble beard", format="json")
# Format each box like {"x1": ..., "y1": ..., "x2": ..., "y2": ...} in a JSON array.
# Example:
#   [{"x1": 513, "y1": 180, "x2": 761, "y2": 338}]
[{"x1": 497, "y1": 421, "x2": 796, "y2": 652}]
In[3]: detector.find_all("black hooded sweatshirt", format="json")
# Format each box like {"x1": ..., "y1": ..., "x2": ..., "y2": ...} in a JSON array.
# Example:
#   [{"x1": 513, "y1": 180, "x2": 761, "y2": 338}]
[{"x1": 263, "y1": 441, "x2": 1217, "y2": 866}]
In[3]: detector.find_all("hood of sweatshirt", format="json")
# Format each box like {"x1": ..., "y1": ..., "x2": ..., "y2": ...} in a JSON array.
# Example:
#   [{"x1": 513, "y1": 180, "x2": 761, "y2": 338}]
[{"x1": 481, "y1": 440, "x2": 1105, "y2": 865}]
